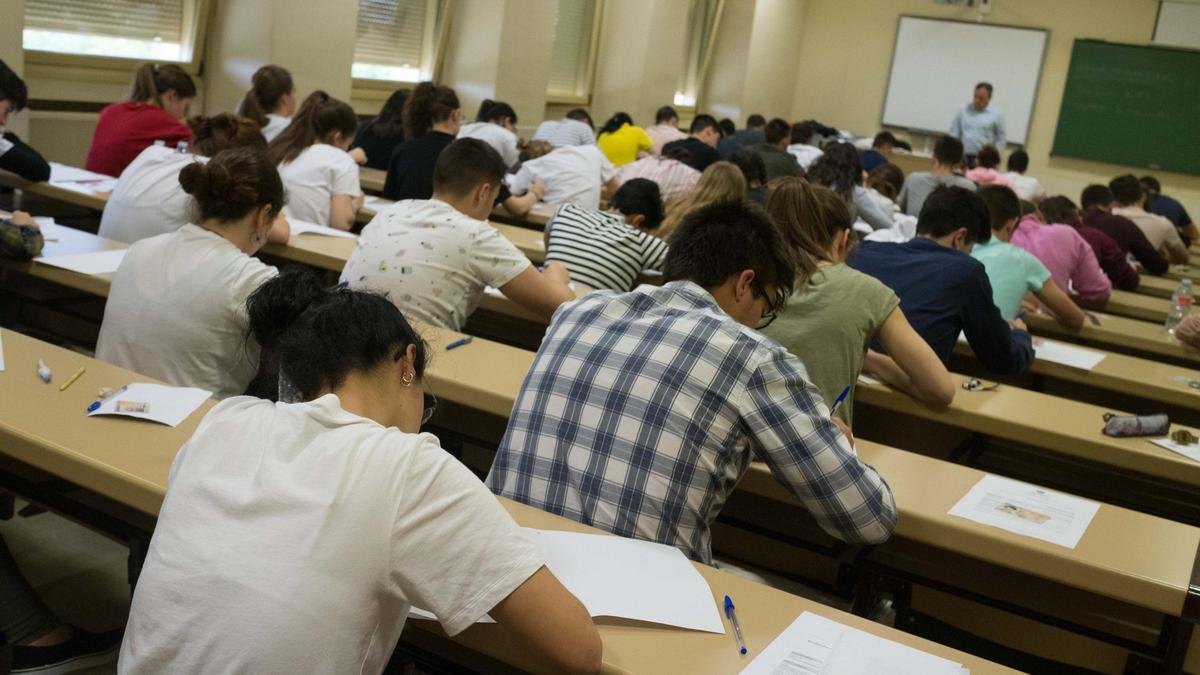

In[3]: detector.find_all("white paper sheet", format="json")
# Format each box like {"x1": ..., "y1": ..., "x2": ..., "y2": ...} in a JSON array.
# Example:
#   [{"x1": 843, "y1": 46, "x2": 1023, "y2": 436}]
[
  {"x1": 1033, "y1": 340, "x2": 1106, "y2": 370},
  {"x1": 32, "y1": 217, "x2": 62, "y2": 242},
  {"x1": 740, "y1": 612, "x2": 966, "y2": 675},
  {"x1": 49, "y1": 163, "x2": 112, "y2": 183},
  {"x1": 947, "y1": 475, "x2": 1100, "y2": 549},
  {"x1": 363, "y1": 195, "x2": 394, "y2": 212},
  {"x1": 37, "y1": 249, "x2": 127, "y2": 275},
  {"x1": 87, "y1": 383, "x2": 211, "y2": 427},
  {"x1": 1152, "y1": 438, "x2": 1200, "y2": 463},
  {"x1": 288, "y1": 219, "x2": 358, "y2": 239},
  {"x1": 856, "y1": 374, "x2": 881, "y2": 386}
]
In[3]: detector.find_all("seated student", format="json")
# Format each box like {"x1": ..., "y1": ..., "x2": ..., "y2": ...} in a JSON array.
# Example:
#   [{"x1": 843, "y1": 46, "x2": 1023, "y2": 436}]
[
  {"x1": 97, "y1": 148, "x2": 284, "y2": 399},
  {"x1": 762, "y1": 178, "x2": 954, "y2": 423},
  {"x1": 661, "y1": 114, "x2": 723, "y2": 172},
  {"x1": 85, "y1": 63, "x2": 195, "y2": 177},
  {"x1": 897, "y1": 135, "x2": 976, "y2": 217},
  {"x1": 352, "y1": 88, "x2": 407, "y2": 171},
  {"x1": 508, "y1": 140, "x2": 617, "y2": 211},
  {"x1": 851, "y1": 185, "x2": 1034, "y2": 374},
  {"x1": 1009, "y1": 198, "x2": 1112, "y2": 310},
  {"x1": 1173, "y1": 314, "x2": 1200, "y2": 349},
  {"x1": 731, "y1": 114, "x2": 767, "y2": 148},
  {"x1": 531, "y1": 108, "x2": 595, "y2": 147},
  {"x1": 1141, "y1": 175, "x2": 1199, "y2": 246},
  {"x1": 807, "y1": 144, "x2": 892, "y2": 231},
  {"x1": 859, "y1": 131, "x2": 895, "y2": 173},
  {"x1": 1080, "y1": 184, "x2": 1168, "y2": 275},
  {"x1": 487, "y1": 200, "x2": 897, "y2": 563},
  {"x1": 0, "y1": 60, "x2": 50, "y2": 182},
  {"x1": 786, "y1": 120, "x2": 824, "y2": 170},
  {"x1": 238, "y1": 64, "x2": 296, "y2": 143},
  {"x1": 545, "y1": 178, "x2": 667, "y2": 292},
  {"x1": 728, "y1": 148, "x2": 769, "y2": 205},
  {"x1": 659, "y1": 160, "x2": 746, "y2": 238},
  {"x1": 119, "y1": 268, "x2": 602, "y2": 675},
  {"x1": 715, "y1": 118, "x2": 740, "y2": 158},
  {"x1": 596, "y1": 112, "x2": 652, "y2": 167},
  {"x1": 964, "y1": 145, "x2": 1015, "y2": 190},
  {"x1": 1110, "y1": 174, "x2": 1189, "y2": 265},
  {"x1": 383, "y1": 82, "x2": 460, "y2": 200},
  {"x1": 100, "y1": 113, "x2": 290, "y2": 244},
  {"x1": 645, "y1": 105, "x2": 687, "y2": 155},
  {"x1": 0, "y1": 210, "x2": 44, "y2": 260},
  {"x1": 1002, "y1": 149, "x2": 1045, "y2": 202},
  {"x1": 613, "y1": 145, "x2": 699, "y2": 201},
  {"x1": 752, "y1": 118, "x2": 802, "y2": 180},
  {"x1": 457, "y1": 99, "x2": 520, "y2": 169},
  {"x1": 866, "y1": 162, "x2": 904, "y2": 217},
  {"x1": 269, "y1": 91, "x2": 362, "y2": 230},
  {"x1": 1040, "y1": 195, "x2": 1139, "y2": 292},
  {"x1": 343, "y1": 139, "x2": 574, "y2": 330},
  {"x1": 973, "y1": 186, "x2": 1086, "y2": 328}
]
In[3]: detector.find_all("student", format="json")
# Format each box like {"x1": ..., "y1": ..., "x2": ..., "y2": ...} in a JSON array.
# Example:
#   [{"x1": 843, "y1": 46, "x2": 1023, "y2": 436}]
[
  {"x1": 85, "y1": 63, "x2": 196, "y2": 177},
  {"x1": 897, "y1": 135, "x2": 976, "y2": 217},
  {"x1": 1080, "y1": 184, "x2": 1168, "y2": 275},
  {"x1": 1141, "y1": 175, "x2": 1198, "y2": 245},
  {"x1": 715, "y1": 118, "x2": 740, "y2": 158},
  {"x1": 964, "y1": 145, "x2": 1015, "y2": 190},
  {"x1": 352, "y1": 88, "x2": 408, "y2": 171},
  {"x1": 596, "y1": 112, "x2": 652, "y2": 167},
  {"x1": 118, "y1": 267, "x2": 602, "y2": 675},
  {"x1": 866, "y1": 162, "x2": 904, "y2": 217},
  {"x1": 99, "y1": 113, "x2": 290, "y2": 244},
  {"x1": 786, "y1": 120, "x2": 823, "y2": 170},
  {"x1": 645, "y1": 105, "x2": 686, "y2": 155},
  {"x1": 762, "y1": 178, "x2": 954, "y2": 423},
  {"x1": 752, "y1": 118, "x2": 802, "y2": 180},
  {"x1": 731, "y1": 114, "x2": 767, "y2": 148},
  {"x1": 383, "y1": 82, "x2": 460, "y2": 200},
  {"x1": 659, "y1": 160, "x2": 746, "y2": 238},
  {"x1": 0, "y1": 60, "x2": 50, "y2": 182},
  {"x1": 0, "y1": 210, "x2": 43, "y2": 260},
  {"x1": 851, "y1": 185, "x2": 1034, "y2": 374},
  {"x1": 457, "y1": 99, "x2": 520, "y2": 169},
  {"x1": 1109, "y1": 174, "x2": 1188, "y2": 265},
  {"x1": 973, "y1": 186, "x2": 1086, "y2": 328},
  {"x1": 507, "y1": 140, "x2": 617, "y2": 211},
  {"x1": 238, "y1": 64, "x2": 296, "y2": 143},
  {"x1": 488, "y1": 199, "x2": 897, "y2": 563},
  {"x1": 544, "y1": 178, "x2": 667, "y2": 292},
  {"x1": 728, "y1": 148, "x2": 769, "y2": 205},
  {"x1": 343, "y1": 139, "x2": 574, "y2": 331},
  {"x1": 1040, "y1": 195, "x2": 1139, "y2": 292},
  {"x1": 613, "y1": 145, "x2": 700, "y2": 201},
  {"x1": 859, "y1": 131, "x2": 895, "y2": 173},
  {"x1": 808, "y1": 144, "x2": 893, "y2": 231},
  {"x1": 270, "y1": 91, "x2": 363, "y2": 230},
  {"x1": 1008, "y1": 197, "x2": 1112, "y2": 309},
  {"x1": 1002, "y1": 149, "x2": 1045, "y2": 202},
  {"x1": 531, "y1": 108, "x2": 595, "y2": 147},
  {"x1": 661, "y1": 114, "x2": 723, "y2": 172},
  {"x1": 97, "y1": 148, "x2": 284, "y2": 398}
]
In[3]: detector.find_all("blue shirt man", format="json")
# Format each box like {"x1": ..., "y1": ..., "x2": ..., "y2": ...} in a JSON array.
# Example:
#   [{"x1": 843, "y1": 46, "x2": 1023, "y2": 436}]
[{"x1": 949, "y1": 82, "x2": 1007, "y2": 156}]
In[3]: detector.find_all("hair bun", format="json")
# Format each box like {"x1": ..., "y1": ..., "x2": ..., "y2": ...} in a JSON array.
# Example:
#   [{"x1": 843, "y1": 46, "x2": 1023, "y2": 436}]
[{"x1": 178, "y1": 161, "x2": 211, "y2": 198}]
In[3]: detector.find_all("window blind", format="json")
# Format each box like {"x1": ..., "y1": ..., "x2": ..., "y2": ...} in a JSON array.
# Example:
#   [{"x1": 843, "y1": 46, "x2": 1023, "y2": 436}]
[
  {"x1": 355, "y1": 0, "x2": 428, "y2": 69},
  {"x1": 547, "y1": 0, "x2": 596, "y2": 96},
  {"x1": 25, "y1": 0, "x2": 185, "y2": 43}
]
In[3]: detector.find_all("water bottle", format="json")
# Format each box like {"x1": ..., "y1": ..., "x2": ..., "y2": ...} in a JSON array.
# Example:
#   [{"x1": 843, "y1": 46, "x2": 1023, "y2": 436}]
[
  {"x1": 176, "y1": 141, "x2": 189, "y2": 154},
  {"x1": 153, "y1": 139, "x2": 166, "y2": 147},
  {"x1": 1166, "y1": 278, "x2": 1193, "y2": 335}
]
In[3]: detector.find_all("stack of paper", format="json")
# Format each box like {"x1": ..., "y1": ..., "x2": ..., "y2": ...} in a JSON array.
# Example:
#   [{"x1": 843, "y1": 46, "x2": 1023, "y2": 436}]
[
  {"x1": 37, "y1": 249, "x2": 127, "y2": 275},
  {"x1": 948, "y1": 474, "x2": 1100, "y2": 548},
  {"x1": 289, "y1": 219, "x2": 358, "y2": 239},
  {"x1": 1033, "y1": 340, "x2": 1106, "y2": 370},
  {"x1": 87, "y1": 383, "x2": 211, "y2": 427}
]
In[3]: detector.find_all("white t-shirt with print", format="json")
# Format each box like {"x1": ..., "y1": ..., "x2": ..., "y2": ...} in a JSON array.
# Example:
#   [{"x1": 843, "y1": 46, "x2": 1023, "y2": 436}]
[
  {"x1": 262, "y1": 114, "x2": 291, "y2": 143},
  {"x1": 278, "y1": 143, "x2": 361, "y2": 228},
  {"x1": 98, "y1": 145, "x2": 204, "y2": 244},
  {"x1": 96, "y1": 225, "x2": 277, "y2": 398},
  {"x1": 508, "y1": 145, "x2": 616, "y2": 210},
  {"x1": 458, "y1": 121, "x2": 520, "y2": 169},
  {"x1": 119, "y1": 394, "x2": 545, "y2": 675},
  {"x1": 340, "y1": 199, "x2": 532, "y2": 330}
]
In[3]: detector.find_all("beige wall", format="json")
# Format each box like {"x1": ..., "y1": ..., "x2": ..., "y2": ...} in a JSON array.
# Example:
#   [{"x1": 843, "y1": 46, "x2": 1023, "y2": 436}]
[
  {"x1": 0, "y1": 0, "x2": 28, "y2": 139},
  {"x1": 590, "y1": 0, "x2": 690, "y2": 130}
]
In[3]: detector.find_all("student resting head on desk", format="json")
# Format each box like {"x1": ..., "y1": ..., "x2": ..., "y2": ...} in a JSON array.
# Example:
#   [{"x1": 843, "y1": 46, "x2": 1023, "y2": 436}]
[
  {"x1": 237, "y1": 64, "x2": 297, "y2": 143},
  {"x1": 1040, "y1": 194, "x2": 1140, "y2": 293},
  {"x1": 85, "y1": 63, "x2": 196, "y2": 177},
  {"x1": 596, "y1": 111, "x2": 653, "y2": 168},
  {"x1": 96, "y1": 147, "x2": 287, "y2": 399},
  {"x1": 488, "y1": 199, "x2": 897, "y2": 564},
  {"x1": 1110, "y1": 173, "x2": 1189, "y2": 266},
  {"x1": 1079, "y1": 183, "x2": 1169, "y2": 276},
  {"x1": 660, "y1": 114, "x2": 723, "y2": 173},
  {"x1": 352, "y1": 87, "x2": 408, "y2": 171},
  {"x1": 786, "y1": 120, "x2": 824, "y2": 171},
  {"x1": 507, "y1": 138, "x2": 618, "y2": 212},
  {"x1": 118, "y1": 267, "x2": 602, "y2": 675},
  {"x1": 1009, "y1": 196, "x2": 1113, "y2": 311},
  {"x1": 457, "y1": 99, "x2": 520, "y2": 170},
  {"x1": 0, "y1": 59, "x2": 51, "y2": 182}
]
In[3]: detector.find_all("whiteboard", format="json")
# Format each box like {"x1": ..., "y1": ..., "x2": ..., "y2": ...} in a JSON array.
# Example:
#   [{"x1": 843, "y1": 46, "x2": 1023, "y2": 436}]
[{"x1": 881, "y1": 16, "x2": 1048, "y2": 145}]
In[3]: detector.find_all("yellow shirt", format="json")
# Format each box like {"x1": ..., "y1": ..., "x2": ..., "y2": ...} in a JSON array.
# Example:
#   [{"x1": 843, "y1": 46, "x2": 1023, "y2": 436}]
[{"x1": 597, "y1": 124, "x2": 653, "y2": 167}]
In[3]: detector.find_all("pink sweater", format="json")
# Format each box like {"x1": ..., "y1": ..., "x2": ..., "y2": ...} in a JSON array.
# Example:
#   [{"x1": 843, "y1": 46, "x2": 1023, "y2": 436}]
[
  {"x1": 1011, "y1": 215, "x2": 1111, "y2": 303},
  {"x1": 965, "y1": 166, "x2": 1016, "y2": 192}
]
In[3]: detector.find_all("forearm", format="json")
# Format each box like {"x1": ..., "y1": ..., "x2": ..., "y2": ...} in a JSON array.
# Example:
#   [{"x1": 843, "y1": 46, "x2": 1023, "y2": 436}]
[{"x1": 0, "y1": 135, "x2": 51, "y2": 183}]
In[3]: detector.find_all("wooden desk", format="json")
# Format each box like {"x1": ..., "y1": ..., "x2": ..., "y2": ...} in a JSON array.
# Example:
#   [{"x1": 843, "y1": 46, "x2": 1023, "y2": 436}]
[
  {"x1": 1166, "y1": 265, "x2": 1200, "y2": 283},
  {"x1": 0, "y1": 224, "x2": 122, "y2": 296},
  {"x1": 888, "y1": 152, "x2": 932, "y2": 177},
  {"x1": 490, "y1": 202, "x2": 554, "y2": 230},
  {"x1": 1137, "y1": 275, "x2": 1183, "y2": 299},
  {"x1": 0, "y1": 168, "x2": 109, "y2": 211},
  {"x1": 490, "y1": 223, "x2": 546, "y2": 264},
  {"x1": 1105, "y1": 289, "x2": 1170, "y2": 323},
  {"x1": 1026, "y1": 311, "x2": 1200, "y2": 368},
  {"x1": 360, "y1": 167, "x2": 386, "y2": 194}
]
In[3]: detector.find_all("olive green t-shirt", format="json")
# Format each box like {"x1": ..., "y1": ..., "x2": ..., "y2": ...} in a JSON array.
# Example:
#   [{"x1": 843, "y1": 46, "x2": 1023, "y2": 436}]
[{"x1": 763, "y1": 263, "x2": 900, "y2": 424}]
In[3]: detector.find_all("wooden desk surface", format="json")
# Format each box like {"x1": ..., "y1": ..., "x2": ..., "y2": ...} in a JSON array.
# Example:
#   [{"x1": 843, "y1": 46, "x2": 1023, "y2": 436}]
[
  {"x1": 491, "y1": 202, "x2": 554, "y2": 229},
  {"x1": 0, "y1": 169, "x2": 109, "y2": 211},
  {"x1": 1136, "y1": 274, "x2": 1182, "y2": 299},
  {"x1": 1165, "y1": 265, "x2": 1200, "y2": 283},
  {"x1": 0, "y1": 224, "x2": 123, "y2": 295},
  {"x1": 1026, "y1": 311, "x2": 1200, "y2": 367},
  {"x1": 360, "y1": 167, "x2": 386, "y2": 194},
  {"x1": 1105, "y1": 289, "x2": 1170, "y2": 323},
  {"x1": 490, "y1": 222, "x2": 546, "y2": 264}
]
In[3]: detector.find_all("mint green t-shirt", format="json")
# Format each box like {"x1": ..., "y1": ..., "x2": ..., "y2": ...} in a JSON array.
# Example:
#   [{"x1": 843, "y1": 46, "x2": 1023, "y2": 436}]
[
  {"x1": 762, "y1": 263, "x2": 899, "y2": 425},
  {"x1": 970, "y1": 237, "x2": 1051, "y2": 320}
]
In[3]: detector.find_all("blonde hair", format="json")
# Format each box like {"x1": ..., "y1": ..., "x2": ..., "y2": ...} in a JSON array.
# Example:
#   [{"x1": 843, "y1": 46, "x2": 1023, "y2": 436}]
[{"x1": 659, "y1": 161, "x2": 746, "y2": 237}]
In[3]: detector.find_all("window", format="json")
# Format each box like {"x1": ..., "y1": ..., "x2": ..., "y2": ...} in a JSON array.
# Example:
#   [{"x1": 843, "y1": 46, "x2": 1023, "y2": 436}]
[
  {"x1": 546, "y1": 0, "x2": 602, "y2": 100},
  {"x1": 23, "y1": 0, "x2": 202, "y2": 63},
  {"x1": 675, "y1": 0, "x2": 724, "y2": 107},
  {"x1": 353, "y1": 0, "x2": 444, "y2": 83}
]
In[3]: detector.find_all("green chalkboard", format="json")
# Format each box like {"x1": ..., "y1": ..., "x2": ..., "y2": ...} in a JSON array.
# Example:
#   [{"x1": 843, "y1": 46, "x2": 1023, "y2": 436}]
[{"x1": 1052, "y1": 40, "x2": 1200, "y2": 176}]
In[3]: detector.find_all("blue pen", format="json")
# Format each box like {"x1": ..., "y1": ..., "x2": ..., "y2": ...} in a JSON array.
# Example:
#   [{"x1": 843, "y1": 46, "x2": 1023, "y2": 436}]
[
  {"x1": 724, "y1": 595, "x2": 747, "y2": 655},
  {"x1": 830, "y1": 385, "x2": 851, "y2": 413},
  {"x1": 445, "y1": 336, "x2": 474, "y2": 350}
]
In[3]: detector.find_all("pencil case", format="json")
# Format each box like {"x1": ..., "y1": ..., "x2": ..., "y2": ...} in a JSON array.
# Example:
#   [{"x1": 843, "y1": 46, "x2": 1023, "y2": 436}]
[{"x1": 1101, "y1": 413, "x2": 1169, "y2": 437}]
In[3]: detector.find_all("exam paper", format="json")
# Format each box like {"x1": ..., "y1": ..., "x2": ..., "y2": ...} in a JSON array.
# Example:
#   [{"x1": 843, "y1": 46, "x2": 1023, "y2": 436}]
[
  {"x1": 1152, "y1": 438, "x2": 1200, "y2": 463},
  {"x1": 948, "y1": 475, "x2": 1100, "y2": 549},
  {"x1": 1033, "y1": 340, "x2": 1106, "y2": 370},
  {"x1": 87, "y1": 383, "x2": 211, "y2": 427},
  {"x1": 363, "y1": 195, "x2": 394, "y2": 212},
  {"x1": 49, "y1": 163, "x2": 112, "y2": 184},
  {"x1": 288, "y1": 219, "x2": 358, "y2": 239},
  {"x1": 740, "y1": 612, "x2": 966, "y2": 675},
  {"x1": 32, "y1": 217, "x2": 62, "y2": 242},
  {"x1": 37, "y1": 249, "x2": 127, "y2": 275}
]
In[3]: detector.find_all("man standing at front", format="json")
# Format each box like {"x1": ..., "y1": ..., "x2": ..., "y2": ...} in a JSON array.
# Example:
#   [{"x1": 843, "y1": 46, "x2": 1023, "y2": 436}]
[{"x1": 950, "y1": 82, "x2": 1006, "y2": 167}]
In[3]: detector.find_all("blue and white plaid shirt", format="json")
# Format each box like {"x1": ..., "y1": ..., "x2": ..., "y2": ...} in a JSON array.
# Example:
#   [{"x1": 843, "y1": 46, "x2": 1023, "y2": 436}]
[{"x1": 486, "y1": 281, "x2": 897, "y2": 563}]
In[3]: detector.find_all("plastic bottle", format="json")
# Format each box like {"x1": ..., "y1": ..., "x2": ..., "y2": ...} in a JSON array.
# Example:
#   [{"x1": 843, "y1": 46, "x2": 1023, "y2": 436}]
[
  {"x1": 176, "y1": 141, "x2": 189, "y2": 154},
  {"x1": 1166, "y1": 278, "x2": 1193, "y2": 335}
]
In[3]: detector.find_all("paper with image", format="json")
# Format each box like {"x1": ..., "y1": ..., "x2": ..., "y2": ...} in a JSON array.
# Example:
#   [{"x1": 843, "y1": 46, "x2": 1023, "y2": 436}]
[
  {"x1": 87, "y1": 383, "x2": 211, "y2": 427},
  {"x1": 1152, "y1": 438, "x2": 1200, "y2": 463},
  {"x1": 948, "y1": 474, "x2": 1100, "y2": 548}
]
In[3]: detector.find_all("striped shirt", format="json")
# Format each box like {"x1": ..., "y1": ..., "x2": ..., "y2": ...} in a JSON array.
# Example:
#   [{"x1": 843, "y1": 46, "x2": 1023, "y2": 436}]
[
  {"x1": 614, "y1": 155, "x2": 701, "y2": 201},
  {"x1": 545, "y1": 204, "x2": 669, "y2": 292}
]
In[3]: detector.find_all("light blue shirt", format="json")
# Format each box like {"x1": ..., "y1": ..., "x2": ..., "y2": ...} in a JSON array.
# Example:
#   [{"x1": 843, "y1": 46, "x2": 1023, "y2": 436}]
[
  {"x1": 949, "y1": 103, "x2": 1006, "y2": 155},
  {"x1": 970, "y1": 237, "x2": 1050, "y2": 319}
]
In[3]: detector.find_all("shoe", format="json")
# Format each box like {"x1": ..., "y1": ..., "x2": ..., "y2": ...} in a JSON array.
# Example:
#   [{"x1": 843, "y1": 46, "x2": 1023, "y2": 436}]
[{"x1": 11, "y1": 627, "x2": 123, "y2": 674}]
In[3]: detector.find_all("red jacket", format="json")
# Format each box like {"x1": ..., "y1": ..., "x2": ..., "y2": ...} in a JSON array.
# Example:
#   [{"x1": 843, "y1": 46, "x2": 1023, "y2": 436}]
[{"x1": 85, "y1": 102, "x2": 192, "y2": 177}]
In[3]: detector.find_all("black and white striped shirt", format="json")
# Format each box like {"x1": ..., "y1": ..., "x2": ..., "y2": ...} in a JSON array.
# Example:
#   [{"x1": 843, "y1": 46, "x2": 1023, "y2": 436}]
[{"x1": 545, "y1": 204, "x2": 669, "y2": 292}]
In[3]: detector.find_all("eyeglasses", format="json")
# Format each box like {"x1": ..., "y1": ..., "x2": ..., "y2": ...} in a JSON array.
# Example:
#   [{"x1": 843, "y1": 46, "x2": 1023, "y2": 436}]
[
  {"x1": 422, "y1": 392, "x2": 438, "y2": 426},
  {"x1": 751, "y1": 279, "x2": 781, "y2": 330}
]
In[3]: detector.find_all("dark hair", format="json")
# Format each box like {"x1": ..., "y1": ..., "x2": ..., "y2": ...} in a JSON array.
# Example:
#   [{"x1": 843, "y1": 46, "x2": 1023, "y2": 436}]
[
  {"x1": 872, "y1": 131, "x2": 896, "y2": 149},
  {"x1": 807, "y1": 144, "x2": 862, "y2": 199},
  {"x1": 976, "y1": 82, "x2": 994, "y2": 95},
  {"x1": 565, "y1": 108, "x2": 593, "y2": 130},
  {"x1": 663, "y1": 143, "x2": 694, "y2": 165},
  {"x1": 655, "y1": 106, "x2": 678, "y2": 124},
  {"x1": 868, "y1": 163, "x2": 904, "y2": 200},
  {"x1": 611, "y1": 178, "x2": 664, "y2": 230},
  {"x1": 238, "y1": 65, "x2": 294, "y2": 129},
  {"x1": 1019, "y1": 199, "x2": 1037, "y2": 217},
  {"x1": 1109, "y1": 174, "x2": 1143, "y2": 206},
  {"x1": 915, "y1": 185, "x2": 991, "y2": 244},
  {"x1": 433, "y1": 138, "x2": 506, "y2": 197},
  {"x1": 978, "y1": 184, "x2": 1021, "y2": 230},
  {"x1": 746, "y1": 114, "x2": 766, "y2": 128},
  {"x1": 1006, "y1": 149, "x2": 1029, "y2": 173},
  {"x1": 790, "y1": 121, "x2": 817, "y2": 145},
  {"x1": 977, "y1": 145, "x2": 1001, "y2": 170},
  {"x1": 599, "y1": 112, "x2": 634, "y2": 137},
  {"x1": 690, "y1": 114, "x2": 719, "y2": 135},
  {"x1": 728, "y1": 148, "x2": 768, "y2": 189},
  {"x1": 717, "y1": 118, "x2": 737, "y2": 138},
  {"x1": 764, "y1": 118, "x2": 791, "y2": 145},
  {"x1": 362, "y1": 89, "x2": 409, "y2": 140},
  {"x1": 765, "y1": 176, "x2": 848, "y2": 269},
  {"x1": 933, "y1": 135, "x2": 964, "y2": 166},
  {"x1": 476, "y1": 99, "x2": 517, "y2": 125},
  {"x1": 663, "y1": 200, "x2": 797, "y2": 310},
  {"x1": 188, "y1": 114, "x2": 267, "y2": 157},
  {"x1": 1039, "y1": 196, "x2": 1079, "y2": 225},
  {"x1": 247, "y1": 267, "x2": 428, "y2": 401},
  {"x1": 129, "y1": 63, "x2": 196, "y2": 108},
  {"x1": 268, "y1": 91, "x2": 358, "y2": 164},
  {"x1": 403, "y1": 82, "x2": 459, "y2": 140},
  {"x1": 1140, "y1": 175, "x2": 1162, "y2": 195},
  {"x1": 1081, "y1": 184, "x2": 1114, "y2": 211},
  {"x1": 179, "y1": 147, "x2": 285, "y2": 223},
  {"x1": 0, "y1": 60, "x2": 29, "y2": 111}
]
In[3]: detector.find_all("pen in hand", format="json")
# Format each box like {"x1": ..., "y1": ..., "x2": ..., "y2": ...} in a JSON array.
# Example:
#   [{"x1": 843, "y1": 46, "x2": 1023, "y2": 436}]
[{"x1": 830, "y1": 385, "x2": 851, "y2": 413}]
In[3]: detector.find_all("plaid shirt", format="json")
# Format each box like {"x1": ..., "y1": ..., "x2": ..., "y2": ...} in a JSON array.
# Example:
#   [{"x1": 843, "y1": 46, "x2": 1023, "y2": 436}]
[
  {"x1": 0, "y1": 219, "x2": 44, "y2": 261},
  {"x1": 487, "y1": 281, "x2": 897, "y2": 563}
]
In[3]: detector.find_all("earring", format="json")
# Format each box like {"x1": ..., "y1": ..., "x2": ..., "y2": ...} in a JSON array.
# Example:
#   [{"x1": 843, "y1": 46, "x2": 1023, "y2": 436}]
[{"x1": 400, "y1": 370, "x2": 415, "y2": 387}]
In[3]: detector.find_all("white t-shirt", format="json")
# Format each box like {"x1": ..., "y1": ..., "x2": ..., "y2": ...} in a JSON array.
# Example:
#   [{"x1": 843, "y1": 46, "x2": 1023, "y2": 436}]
[
  {"x1": 340, "y1": 199, "x2": 531, "y2": 330},
  {"x1": 262, "y1": 114, "x2": 291, "y2": 143},
  {"x1": 98, "y1": 145, "x2": 203, "y2": 244},
  {"x1": 1003, "y1": 171, "x2": 1045, "y2": 202},
  {"x1": 278, "y1": 143, "x2": 361, "y2": 228},
  {"x1": 531, "y1": 118, "x2": 595, "y2": 147},
  {"x1": 96, "y1": 225, "x2": 277, "y2": 398},
  {"x1": 508, "y1": 145, "x2": 616, "y2": 211},
  {"x1": 457, "y1": 121, "x2": 520, "y2": 169},
  {"x1": 119, "y1": 394, "x2": 545, "y2": 675},
  {"x1": 786, "y1": 143, "x2": 824, "y2": 170}
]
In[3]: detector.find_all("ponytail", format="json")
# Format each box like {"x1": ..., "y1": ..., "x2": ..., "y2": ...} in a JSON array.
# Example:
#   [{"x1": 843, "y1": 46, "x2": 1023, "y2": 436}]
[
  {"x1": 599, "y1": 112, "x2": 633, "y2": 137},
  {"x1": 764, "y1": 176, "x2": 848, "y2": 274},
  {"x1": 238, "y1": 65, "x2": 294, "y2": 129},
  {"x1": 187, "y1": 113, "x2": 267, "y2": 157},
  {"x1": 475, "y1": 99, "x2": 517, "y2": 126},
  {"x1": 129, "y1": 63, "x2": 196, "y2": 108},
  {"x1": 267, "y1": 90, "x2": 358, "y2": 165},
  {"x1": 402, "y1": 81, "x2": 459, "y2": 140}
]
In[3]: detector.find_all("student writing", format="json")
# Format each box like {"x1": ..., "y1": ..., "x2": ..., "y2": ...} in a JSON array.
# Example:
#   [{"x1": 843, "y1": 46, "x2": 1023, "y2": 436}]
[
  {"x1": 85, "y1": 63, "x2": 195, "y2": 177},
  {"x1": 238, "y1": 64, "x2": 297, "y2": 143},
  {"x1": 269, "y1": 91, "x2": 363, "y2": 230}
]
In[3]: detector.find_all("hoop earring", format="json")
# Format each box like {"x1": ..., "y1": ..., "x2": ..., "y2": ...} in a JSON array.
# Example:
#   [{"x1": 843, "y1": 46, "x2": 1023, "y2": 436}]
[{"x1": 400, "y1": 370, "x2": 415, "y2": 387}]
